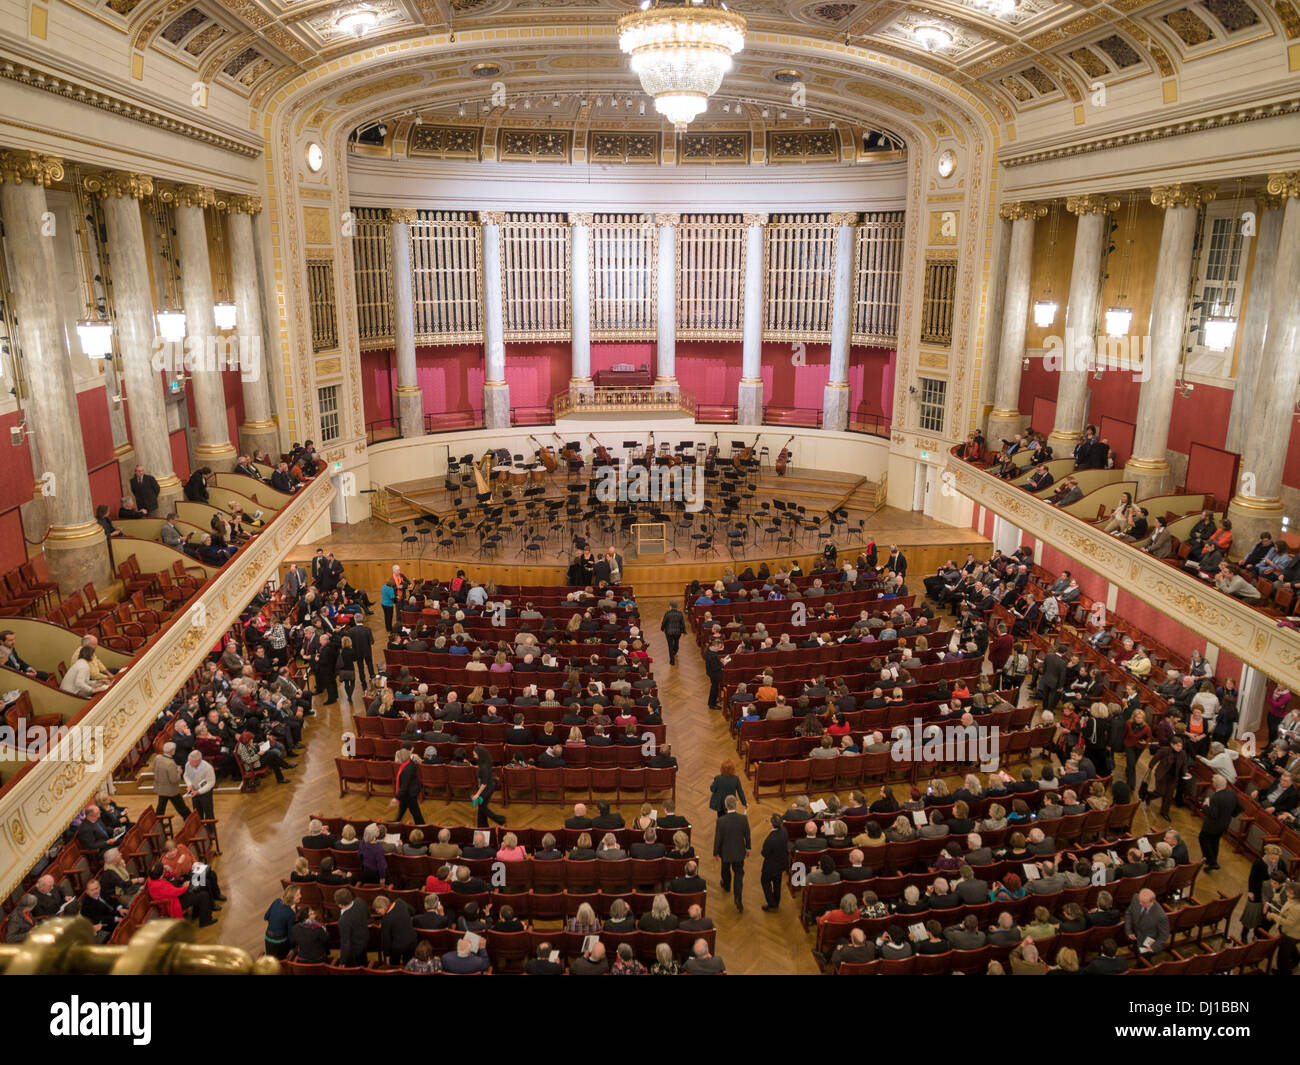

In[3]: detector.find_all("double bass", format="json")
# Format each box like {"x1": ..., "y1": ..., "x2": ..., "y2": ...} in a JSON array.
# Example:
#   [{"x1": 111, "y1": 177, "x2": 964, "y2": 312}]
[
  {"x1": 705, "y1": 432, "x2": 719, "y2": 473},
  {"x1": 588, "y1": 432, "x2": 611, "y2": 466},
  {"x1": 775, "y1": 435, "x2": 795, "y2": 477},
  {"x1": 554, "y1": 432, "x2": 579, "y2": 466},
  {"x1": 530, "y1": 434, "x2": 558, "y2": 473},
  {"x1": 644, "y1": 431, "x2": 657, "y2": 468},
  {"x1": 733, "y1": 433, "x2": 759, "y2": 472}
]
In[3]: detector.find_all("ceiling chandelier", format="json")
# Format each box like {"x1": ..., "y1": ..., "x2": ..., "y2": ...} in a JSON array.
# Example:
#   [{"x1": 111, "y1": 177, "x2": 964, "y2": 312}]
[
  {"x1": 336, "y1": 7, "x2": 379, "y2": 38},
  {"x1": 913, "y1": 24, "x2": 953, "y2": 51},
  {"x1": 618, "y1": 0, "x2": 746, "y2": 130}
]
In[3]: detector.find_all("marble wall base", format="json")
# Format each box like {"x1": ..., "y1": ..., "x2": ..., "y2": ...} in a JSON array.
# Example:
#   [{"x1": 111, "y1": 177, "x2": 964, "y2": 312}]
[
  {"x1": 196, "y1": 443, "x2": 238, "y2": 473},
  {"x1": 737, "y1": 380, "x2": 763, "y2": 426},
  {"x1": 483, "y1": 383, "x2": 511, "y2": 430},
  {"x1": 239, "y1": 424, "x2": 281, "y2": 463},
  {"x1": 396, "y1": 391, "x2": 425, "y2": 439},
  {"x1": 986, "y1": 411, "x2": 1028, "y2": 449},
  {"x1": 1123, "y1": 458, "x2": 1172, "y2": 500},
  {"x1": 1226, "y1": 497, "x2": 1286, "y2": 551},
  {"x1": 46, "y1": 525, "x2": 112, "y2": 594},
  {"x1": 822, "y1": 385, "x2": 849, "y2": 432}
]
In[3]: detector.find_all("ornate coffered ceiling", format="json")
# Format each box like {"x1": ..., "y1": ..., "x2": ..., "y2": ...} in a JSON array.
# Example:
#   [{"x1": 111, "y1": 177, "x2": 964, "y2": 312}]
[{"x1": 53, "y1": 0, "x2": 1300, "y2": 127}]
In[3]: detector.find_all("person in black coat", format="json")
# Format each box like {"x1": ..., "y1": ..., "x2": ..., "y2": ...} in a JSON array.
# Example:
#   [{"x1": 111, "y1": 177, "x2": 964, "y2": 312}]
[
  {"x1": 703, "y1": 639, "x2": 725, "y2": 710},
  {"x1": 708, "y1": 763, "x2": 746, "y2": 819},
  {"x1": 1198, "y1": 776, "x2": 1242, "y2": 870},
  {"x1": 378, "y1": 896, "x2": 417, "y2": 965},
  {"x1": 335, "y1": 891, "x2": 370, "y2": 967},
  {"x1": 344, "y1": 620, "x2": 375, "y2": 687},
  {"x1": 392, "y1": 751, "x2": 423, "y2": 824},
  {"x1": 312, "y1": 633, "x2": 339, "y2": 705},
  {"x1": 760, "y1": 814, "x2": 790, "y2": 911},
  {"x1": 660, "y1": 603, "x2": 687, "y2": 666},
  {"x1": 129, "y1": 466, "x2": 162, "y2": 515},
  {"x1": 291, "y1": 909, "x2": 331, "y2": 964},
  {"x1": 713, "y1": 795, "x2": 751, "y2": 911},
  {"x1": 184, "y1": 467, "x2": 211, "y2": 503}
]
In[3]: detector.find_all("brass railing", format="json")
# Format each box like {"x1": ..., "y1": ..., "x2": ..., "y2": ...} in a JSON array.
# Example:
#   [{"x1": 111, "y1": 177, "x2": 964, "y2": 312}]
[{"x1": 553, "y1": 386, "x2": 696, "y2": 419}]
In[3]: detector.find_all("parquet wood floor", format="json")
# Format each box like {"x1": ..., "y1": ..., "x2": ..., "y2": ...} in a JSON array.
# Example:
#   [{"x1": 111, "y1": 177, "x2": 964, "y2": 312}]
[{"x1": 184, "y1": 586, "x2": 1253, "y2": 974}]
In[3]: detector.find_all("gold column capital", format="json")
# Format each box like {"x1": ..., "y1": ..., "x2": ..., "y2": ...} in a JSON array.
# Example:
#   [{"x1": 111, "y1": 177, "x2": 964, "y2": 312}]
[
  {"x1": 387, "y1": 207, "x2": 418, "y2": 226},
  {"x1": 569, "y1": 212, "x2": 594, "y2": 226},
  {"x1": 655, "y1": 212, "x2": 682, "y2": 228},
  {"x1": 1065, "y1": 193, "x2": 1120, "y2": 216},
  {"x1": 1257, "y1": 190, "x2": 1288, "y2": 212},
  {"x1": 999, "y1": 201, "x2": 1047, "y2": 222},
  {"x1": 1150, "y1": 183, "x2": 1216, "y2": 210},
  {"x1": 1265, "y1": 171, "x2": 1300, "y2": 200},
  {"x1": 479, "y1": 210, "x2": 506, "y2": 226},
  {"x1": 0, "y1": 150, "x2": 65, "y2": 188},
  {"x1": 216, "y1": 193, "x2": 262, "y2": 214},
  {"x1": 83, "y1": 170, "x2": 154, "y2": 200},
  {"x1": 829, "y1": 211, "x2": 859, "y2": 227},
  {"x1": 159, "y1": 183, "x2": 216, "y2": 209},
  {"x1": 743, "y1": 212, "x2": 769, "y2": 227}
]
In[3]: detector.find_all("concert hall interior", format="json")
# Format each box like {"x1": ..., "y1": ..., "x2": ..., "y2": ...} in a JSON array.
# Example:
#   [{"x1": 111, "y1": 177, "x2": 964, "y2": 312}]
[{"x1": 1, "y1": 0, "x2": 1300, "y2": 983}]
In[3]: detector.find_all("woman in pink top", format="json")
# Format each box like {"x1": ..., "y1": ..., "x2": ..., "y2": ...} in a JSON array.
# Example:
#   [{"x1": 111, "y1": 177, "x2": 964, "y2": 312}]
[
  {"x1": 490, "y1": 652, "x2": 513, "y2": 674},
  {"x1": 495, "y1": 832, "x2": 527, "y2": 861}
]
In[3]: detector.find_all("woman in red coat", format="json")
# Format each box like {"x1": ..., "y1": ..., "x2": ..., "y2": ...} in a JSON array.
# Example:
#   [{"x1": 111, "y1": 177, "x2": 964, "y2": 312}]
[
  {"x1": 1121, "y1": 709, "x2": 1154, "y2": 794},
  {"x1": 146, "y1": 863, "x2": 215, "y2": 926}
]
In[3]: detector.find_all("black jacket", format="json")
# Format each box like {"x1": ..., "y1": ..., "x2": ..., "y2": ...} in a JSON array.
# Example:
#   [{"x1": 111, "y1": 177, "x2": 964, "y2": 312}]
[
  {"x1": 760, "y1": 825, "x2": 790, "y2": 874},
  {"x1": 291, "y1": 920, "x2": 331, "y2": 964},
  {"x1": 130, "y1": 473, "x2": 161, "y2": 513},
  {"x1": 380, "y1": 900, "x2": 417, "y2": 957},
  {"x1": 660, "y1": 609, "x2": 686, "y2": 637},
  {"x1": 713, "y1": 811, "x2": 751, "y2": 862},
  {"x1": 396, "y1": 760, "x2": 421, "y2": 803}
]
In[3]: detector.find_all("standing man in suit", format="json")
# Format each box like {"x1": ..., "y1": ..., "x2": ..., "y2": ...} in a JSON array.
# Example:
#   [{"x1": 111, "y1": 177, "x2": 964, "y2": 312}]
[
  {"x1": 310, "y1": 549, "x2": 328, "y2": 589},
  {"x1": 704, "y1": 638, "x2": 725, "y2": 711},
  {"x1": 1125, "y1": 888, "x2": 1170, "y2": 956},
  {"x1": 660, "y1": 602, "x2": 686, "y2": 666},
  {"x1": 714, "y1": 794, "x2": 751, "y2": 912},
  {"x1": 391, "y1": 748, "x2": 423, "y2": 824},
  {"x1": 283, "y1": 563, "x2": 307, "y2": 602},
  {"x1": 130, "y1": 465, "x2": 161, "y2": 515},
  {"x1": 335, "y1": 889, "x2": 369, "y2": 967},
  {"x1": 344, "y1": 616, "x2": 375, "y2": 687},
  {"x1": 1037, "y1": 643, "x2": 1067, "y2": 712},
  {"x1": 759, "y1": 813, "x2": 789, "y2": 912},
  {"x1": 1199, "y1": 774, "x2": 1242, "y2": 871}
]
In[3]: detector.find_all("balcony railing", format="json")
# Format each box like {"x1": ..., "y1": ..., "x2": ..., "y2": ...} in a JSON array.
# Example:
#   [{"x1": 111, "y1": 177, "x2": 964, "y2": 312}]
[{"x1": 553, "y1": 386, "x2": 696, "y2": 419}]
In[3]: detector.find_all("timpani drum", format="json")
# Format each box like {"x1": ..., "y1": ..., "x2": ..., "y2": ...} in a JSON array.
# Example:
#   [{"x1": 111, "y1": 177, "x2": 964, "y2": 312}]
[
  {"x1": 529, "y1": 465, "x2": 546, "y2": 485},
  {"x1": 509, "y1": 466, "x2": 528, "y2": 486}
]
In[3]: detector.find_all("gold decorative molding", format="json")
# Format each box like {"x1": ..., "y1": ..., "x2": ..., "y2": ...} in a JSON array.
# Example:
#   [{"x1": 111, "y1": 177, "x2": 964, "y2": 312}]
[
  {"x1": 830, "y1": 212, "x2": 859, "y2": 227},
  {"x1": 1265, "y1": 171, "x2": 1300, "y2": 200},
  {"x1": 655, "y1": 213, "x2": 682, "y2": 228},
  {"x1": 743, "y1": 213, "x2": 769, "y2": 227},
  {"x1": 1065, "y1": 193, "x2": 1121, "y2": 215},
  {"x1": 82, "y1": 170, "x2": 153, "y2": 200},
  {"x1": 0, "y1": 150, "x2": 64, "y2": 187},
  {"x1": 158, "y1": 183, "x2": 216, "y2": 210},
  {"x1": 999, "y1": 201, "x2": 1048, "y2": 221},
  {"x1": 387, "y1": 208, "x2": 418, "y2": 226},
  {"x1": 569, "y1": 212, "x2": 594, "y2": 226},
  {"x1": 302, "y1": 207, "x2": 333, "y2": 247},
  {"x1": 216, "y1": 193, "x2": 262, "y2": 215},
  {"x1": 479, "y1": 211, "x2": 506, "y2": 226},
  {"x1": 1150, "y1": 183, "x2": 1216, "y2": 210},
  {"x1": 946, "y1": 454, "x2": 1300, "y2": 692},
  {"x1": 0, "y1": 474, "x2": 335, "y2": 899},
  {"x1": 1257, "y1": 191, "x2": 1288, "y2": 212}
]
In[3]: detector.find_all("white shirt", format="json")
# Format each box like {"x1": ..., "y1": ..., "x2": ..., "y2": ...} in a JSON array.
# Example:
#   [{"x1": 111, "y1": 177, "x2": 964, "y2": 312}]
[
  {"x1": 60, "y1": 659, "x2": 101, "y2": 698},
  {"x1": 184, "y1": 759, "x2": 216, "y2": 795}
]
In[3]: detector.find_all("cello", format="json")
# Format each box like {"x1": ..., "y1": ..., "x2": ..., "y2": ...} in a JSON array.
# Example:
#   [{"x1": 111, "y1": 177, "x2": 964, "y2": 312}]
[
  {"x1": 775, "y1": 434, "x2": 795, "y2": 477},
  {"x1": 733, "y1": 433, "x2": 759, "y2": 472},
  {"x1": 530, "y1": 434, "x2": 558, "y2": 473},
  {"x1": 705, "y1": 432, "x2": 719, "y2": 473},
  {"x1": 588, "y1": 432, "x2": 611, "y2": 466},
  {"x1": 644, "y1": 431, "x2": 657, "y2": 468}
]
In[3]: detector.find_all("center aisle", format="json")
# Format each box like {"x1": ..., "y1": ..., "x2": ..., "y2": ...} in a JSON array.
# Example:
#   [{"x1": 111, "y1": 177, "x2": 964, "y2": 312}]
[{"x1": 193, "y1": 590, "x2": 823, "y2": 974}]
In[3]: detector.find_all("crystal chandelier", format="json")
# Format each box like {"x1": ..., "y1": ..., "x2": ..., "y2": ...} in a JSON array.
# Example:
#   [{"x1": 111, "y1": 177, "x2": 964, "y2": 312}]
[
  {"x1": 337, "y1": 8, "x2": 378, "y2": 38},
  {"x1": 618, "y1": 0, "x2": 746, "y2": 130}
]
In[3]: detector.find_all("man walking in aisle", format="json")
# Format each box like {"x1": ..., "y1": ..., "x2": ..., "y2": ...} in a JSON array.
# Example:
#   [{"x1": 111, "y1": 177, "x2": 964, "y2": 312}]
[
  {"x1": 714, "y1": 794, "x2": 751, "y2": 912},
  {"x1": 660, "y1": 602, "x2": 686, "y2": 666}
]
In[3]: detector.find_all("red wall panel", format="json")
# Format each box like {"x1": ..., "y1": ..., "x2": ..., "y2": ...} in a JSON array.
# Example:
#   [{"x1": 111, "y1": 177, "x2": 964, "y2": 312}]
[
  {"x1": 170, "y1": 430, "x2": 191, "y2": 482},
  {"x1": 676, "y1": 340, "x2": 741, "y2": 409},
  {"x1": 360, "y1": 348, "x2": 395, "y2": 426},
  {"x1": 591, "y1": 342, "x2": 655, "y2": 379},
  {"x1": 762, "y1": 341, "x2": 830, "y2": 412},
  {"x1": 416, "y1": 344, "x2": 485, "y2": 418},
  {"x1": 504, "y1": 342, "x2": 571, "y2": 412},
  {"x1": 848, "y1": 346, "x2": 895, "y2": 427},
  {"x1": 0, "y1": 509, "x2": 25, "y2": 574}
]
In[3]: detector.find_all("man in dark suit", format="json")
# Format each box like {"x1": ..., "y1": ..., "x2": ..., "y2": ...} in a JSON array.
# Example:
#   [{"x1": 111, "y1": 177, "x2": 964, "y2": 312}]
[
  {"x1": 1083, "y1": 938, "x2": 1129, "y2": 974},
  {"x1": 703, "y1": 639, "x2": 725, "y2": 710},
  {"x1": 129, "y1": 465, "x2": 161, "y2": 515},
  {"x1": 713, "y1": 794, "x2": 751, "y2": 911},
  {"x1": 523, "y1": 943, "x2": 565, "y2": 975},
  {"x1": 335, "y1": 890, "x2": 369, "y2": 967},
  {"x1": 564, "y1": 803, "x2": 593, "y2": 830},
  {"x1": 344, "y1": 618, "x2": 375, "y2": 687},
  {"x1": 660, "y1": 602, "x2": 686, "y2": 666},
  {"x1": 301, "y1": 819, "x2": 337, "y2": 850},
  {"x1": 376, "y1": 895, "x2": 417, "y2": 965},
  {"x1": 592, "y1": 802, "x2": 624, "y2": 829},
  {"x1": 630, "y1": 828, "x2": 666, "y2": 860},
  {"x1": 669, "y1": 861, "x2": 706, "y2": 894},
  {"x1": 1036, "y1": 644, "x2": 1067, "y2": 711},
  {"x1": 75, "y1": 805, "x2": 121, "y2": 855},
  {"x1": 1123, "y1": 889, "x2": 1175, "y2": 962},
  {"x1": 1199, "y1": 774, "x2": 1242, "y2": 870},
  {"x1": 1163, "y1": 829, "x2": 1190, "y2": 866},
  {"x1": 831, "y1": 929, "x2": 876, "y2": 969},
  {"x1": 759, "y1": 814, "x2": 789, "y2": 911}
]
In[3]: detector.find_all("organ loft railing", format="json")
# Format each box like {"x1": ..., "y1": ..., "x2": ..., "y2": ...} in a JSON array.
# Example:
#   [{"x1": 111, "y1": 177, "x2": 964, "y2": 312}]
[
  {"x1": 676, "y1": 214, "x2": 746, "y2": 340},
  {"x1": 762, "y1": 213, "x2": 837, "y2": 343}
]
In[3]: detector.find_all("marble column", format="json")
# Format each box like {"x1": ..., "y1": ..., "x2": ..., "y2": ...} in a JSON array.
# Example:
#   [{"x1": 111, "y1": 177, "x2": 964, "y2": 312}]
[
  {"x1": 0, "y1": 151, "x2": 111, "y2": 591},
  {"x1": 1227, "y1": 173, "x2": 1300, "y2": 544},
  {"x1": 102, "y1": 353, "x2": 133, "y2": 490},
  {"x1": 737, "y1": 212, "x2": 767, "y2": 425},
  {"x1": 387, "y1": 209, "x2": 423, "y2": 438},
  {"x1": 986, "y1": 201, "x2": 1046, "y2": 447},
  {"x1": 223, "y1": 195, "x2": 279, "y2": 458},
  {"x1": 1224, "y1": 193, "x2": 1285, "y2": 454},
  {"x1": 165, "y1": 184, "x2": 237, "y2": 471},
  {"x1": 1049, "y1": 194, "x2": 1118, "y2": 451},
  {"x1": 569, "y1": 213, "x2": 593, "y2": 397},
  {"x1": 823, "y1": 212, "x2": 857, "y2": 432},
  {"x1": 981, "y1": 211, "x2": 1013, "y2": 410},
  {"x1": 480, "y1": 211, "x2": 509, "y2": 429},
  {"x1": 655, "y1": 213, "x2": 679, "y2": 393},
  {"x1": 86, "y1": 170, "x2": 183, "y2": 510},
  {"x1": 1123, "y1": 183, "x2": 1215, "y2": 499}
]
